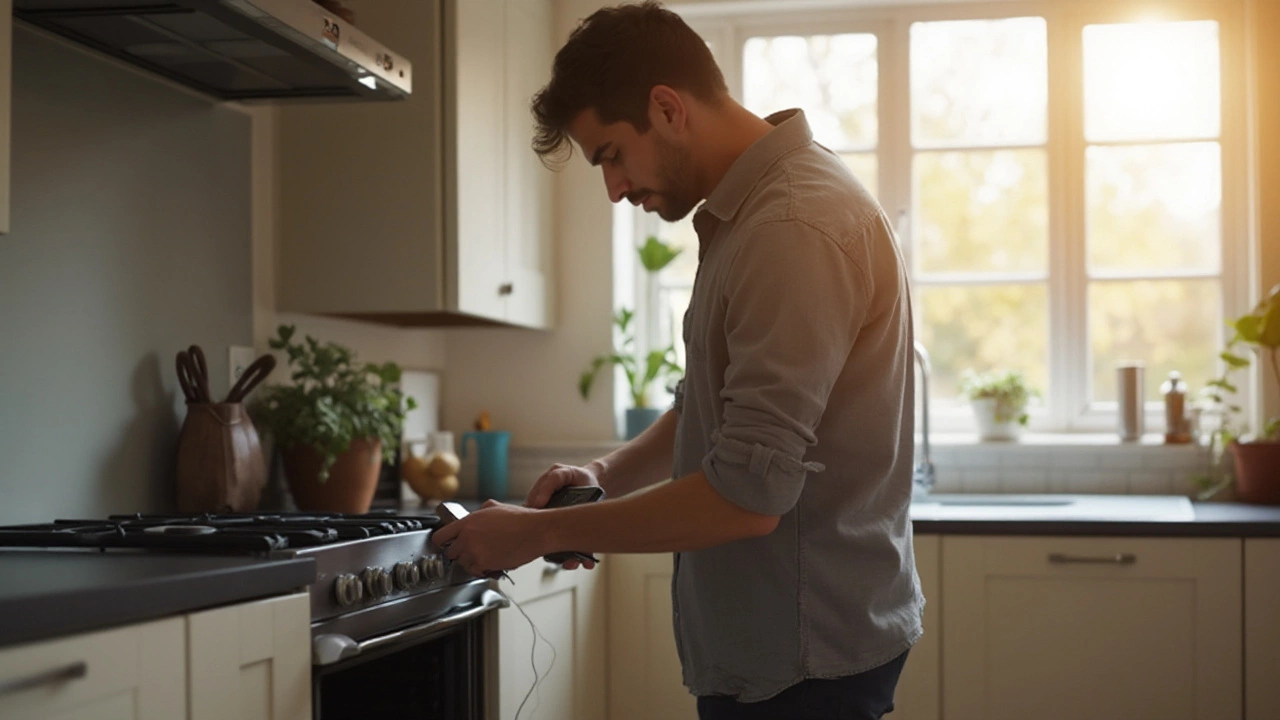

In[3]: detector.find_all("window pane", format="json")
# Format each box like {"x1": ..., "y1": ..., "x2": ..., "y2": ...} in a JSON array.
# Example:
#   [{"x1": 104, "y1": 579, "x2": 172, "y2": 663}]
[
  {"x1": 655, "y1": 216, "x2": 699, "y2": 286},
  {"x1": 917, "y1": 284, "x2": 1049, "y2": 400},
  {"x1": 743, "y1": 33, "x2": 878, "y2": 150},
  {"x1": 914, "y1": 149, "x2": 1048, "y2": 274},
  {"x1": 1084, "y1": 21, "x2": 1220, "y2": 142},
  {"x1": 910, "y1": 17, "x2": 1047, "y2": 147},
  {"x1": 662, "y1": 287, "x2": 692, "y2": 370},
  {"x1": 1089, "y1": 279, "x2": 1221, "y2": 402},
  {"x1": 1086, "y1": 142, "x2": 1221, "y2": 273},
  {"x1": 839, "y1": 152, "x2": 878, "y2": 199}
]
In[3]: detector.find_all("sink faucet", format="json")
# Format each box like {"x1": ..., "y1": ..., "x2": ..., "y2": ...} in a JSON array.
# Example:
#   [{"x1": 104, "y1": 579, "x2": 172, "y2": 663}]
[{"x1": 913, "y1": 342, "x2": 936, "y2": 498}]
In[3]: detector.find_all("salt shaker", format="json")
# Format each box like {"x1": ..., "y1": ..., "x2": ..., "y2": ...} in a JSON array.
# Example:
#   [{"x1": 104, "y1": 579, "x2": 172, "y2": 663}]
[{"x1": 1117, "y1": 363, "x2": 1145, "y2": 442}]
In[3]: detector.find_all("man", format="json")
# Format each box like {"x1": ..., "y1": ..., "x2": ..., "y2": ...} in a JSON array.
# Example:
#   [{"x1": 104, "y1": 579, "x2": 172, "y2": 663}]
[{"x1": 431, "y1": 2, "x2": 923, "y2": 717}]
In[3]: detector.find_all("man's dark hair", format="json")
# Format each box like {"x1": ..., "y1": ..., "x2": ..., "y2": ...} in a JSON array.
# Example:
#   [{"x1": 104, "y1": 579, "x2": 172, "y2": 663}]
[{"x1": 531, "y1": 1, "x2": 728, "y2": 167}]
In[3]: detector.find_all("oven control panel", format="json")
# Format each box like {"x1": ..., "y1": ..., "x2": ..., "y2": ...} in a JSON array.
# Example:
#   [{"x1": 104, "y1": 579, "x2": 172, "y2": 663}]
[{"x1": 303, "y1": 531, "x2": 455, "y2": 620}]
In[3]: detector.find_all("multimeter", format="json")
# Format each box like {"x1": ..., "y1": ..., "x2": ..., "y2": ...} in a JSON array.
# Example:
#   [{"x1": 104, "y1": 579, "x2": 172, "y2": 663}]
[{"x1": 542, "y1": 485, "x2": 605, "y2": 565}]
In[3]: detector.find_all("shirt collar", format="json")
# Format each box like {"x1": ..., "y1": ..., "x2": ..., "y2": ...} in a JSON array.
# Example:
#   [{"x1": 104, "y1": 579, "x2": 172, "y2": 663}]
[{"x1": 699, "y1": 109, "x2": 814, "y2": 224}]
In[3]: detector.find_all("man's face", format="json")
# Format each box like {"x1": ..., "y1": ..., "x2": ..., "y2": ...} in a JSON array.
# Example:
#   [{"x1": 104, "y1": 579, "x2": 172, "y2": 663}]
[{"x1": 568, "y1": 108, "x2": 700, "y2": 222}]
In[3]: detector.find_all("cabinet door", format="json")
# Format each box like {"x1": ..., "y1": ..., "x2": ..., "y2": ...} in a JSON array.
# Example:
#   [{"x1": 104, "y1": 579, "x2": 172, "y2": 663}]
[
  {"x1": 187, "y1": 592, "x2": 311, "y2": 720},
  {"x1": 893, "y1": 533, "x2": 939, "y2": 720},
  {"x1": 0, "y1": 0, "x2": 10, "y2": 235},
  {"x1": 942, "y1": 536, "x2": 1242, "y2": 720},
  {"x1": 608, "y1": 553, "x2": 695, "y2": 720},
  {"x1": 501, "y1": 0, "x2": 554, "y2": 330},
  {"x1": 491, "y1": 560, "x2": 606, "y2": 720},
  {"x1": 447, "y1": 0, "x2": 508, "y2": 323},
  {"x1": 1246, "y1": 539, "x2": 1280, "y2": 720},
  {"x1": 0, "y1": 617, "x2": 185, "y2": 720},
  {"x1": 277, "y1": 0, "x2": 445, "y2": 316}
]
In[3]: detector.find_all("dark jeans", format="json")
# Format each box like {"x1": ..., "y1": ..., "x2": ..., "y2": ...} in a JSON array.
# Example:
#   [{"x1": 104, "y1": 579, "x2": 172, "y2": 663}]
[{"x1": 696, "y1": 650, "x2": 910, "y2": 720}]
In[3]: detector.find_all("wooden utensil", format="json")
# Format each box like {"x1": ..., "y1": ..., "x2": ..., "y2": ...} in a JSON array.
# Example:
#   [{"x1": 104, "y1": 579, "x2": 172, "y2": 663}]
[
  {"x1": 226, "y1": 354, "x2": 276, "y2": 403},
  {"x1": 187, "y1": 345, "x2": 212, "y2": 403},
  {"x1": 175, "y1": 351, "x2": 201, "y2": 403}
]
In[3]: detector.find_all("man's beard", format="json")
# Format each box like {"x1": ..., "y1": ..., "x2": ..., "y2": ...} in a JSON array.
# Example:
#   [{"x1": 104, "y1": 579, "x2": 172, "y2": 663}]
[{"x1": 651, "y1": 135, "x2": 699, "y2": 222}]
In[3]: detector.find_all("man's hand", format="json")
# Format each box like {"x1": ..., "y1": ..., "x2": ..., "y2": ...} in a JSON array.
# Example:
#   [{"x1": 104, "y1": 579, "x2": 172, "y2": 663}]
[
  {"x1": 525, "y1": 463, "x2": 601, "y2": 510},
  {"x1": 430, "y1": 500, "x2": 597, "y2": 577}
]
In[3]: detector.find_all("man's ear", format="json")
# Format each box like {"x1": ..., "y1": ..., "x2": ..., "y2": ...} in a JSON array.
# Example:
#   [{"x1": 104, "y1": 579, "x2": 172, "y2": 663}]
[{"x1": 649, "y1": 85, "x2": 688, "y2": 136}]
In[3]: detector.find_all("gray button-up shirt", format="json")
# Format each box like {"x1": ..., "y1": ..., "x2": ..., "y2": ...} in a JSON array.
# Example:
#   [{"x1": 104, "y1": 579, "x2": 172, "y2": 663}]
[{"x1": 670, "y1": 109, "x2": 924, "y2": 701}]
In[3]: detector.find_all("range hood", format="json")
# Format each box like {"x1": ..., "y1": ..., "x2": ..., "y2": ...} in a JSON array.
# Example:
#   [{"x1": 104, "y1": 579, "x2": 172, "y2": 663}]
[{"x1": 14, "y1": 0, "x2": 412, "y2": 100}]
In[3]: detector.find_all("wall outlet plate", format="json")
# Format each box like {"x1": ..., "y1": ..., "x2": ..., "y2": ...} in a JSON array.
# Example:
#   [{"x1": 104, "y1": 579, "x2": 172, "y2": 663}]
[{"x1": 229, "y1": 345, "x2": 256, "y2": 389}]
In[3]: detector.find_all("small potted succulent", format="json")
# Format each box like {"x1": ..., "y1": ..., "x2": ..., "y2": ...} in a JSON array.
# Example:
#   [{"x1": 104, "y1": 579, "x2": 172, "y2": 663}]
[
  {"x1": 960, "y1": 369, "x2": 1036, "y2": 442},
  {"x1": 579, "y1": 236, "x2": 684, "y2": 439},
  {"x1": 253, "y1": 325, "x2": 415, "y2": 514},
  {"x1": 1199, "y1": 283, "x2": 1280, "y2": 504}
]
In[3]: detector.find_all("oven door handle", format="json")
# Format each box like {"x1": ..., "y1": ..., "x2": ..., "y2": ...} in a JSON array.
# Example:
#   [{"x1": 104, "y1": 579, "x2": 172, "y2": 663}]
[{"x1": 313, "y1": 588, "x2": 510, "y2": 666}]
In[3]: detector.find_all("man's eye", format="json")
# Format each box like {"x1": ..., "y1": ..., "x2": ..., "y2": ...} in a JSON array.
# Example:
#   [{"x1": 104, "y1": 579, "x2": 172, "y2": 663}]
[{"x1": 609, "y1": 152, "x2": 621, "y2": 166}]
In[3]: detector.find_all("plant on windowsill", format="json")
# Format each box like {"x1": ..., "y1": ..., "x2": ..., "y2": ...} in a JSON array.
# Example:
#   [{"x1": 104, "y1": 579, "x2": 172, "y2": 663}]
[
  {"x1": 960, "y1": 369, "x2": 1037, "y2": 442},
  {"x1": 1196, "y1": 283, "x2": 1280, "y2": 504},
  {"x1": 579, "y1": 236, "x2": 685, "y2": 440},
  {"x1": 252, "y1": 325, "x2": 416, "y2": 514}
]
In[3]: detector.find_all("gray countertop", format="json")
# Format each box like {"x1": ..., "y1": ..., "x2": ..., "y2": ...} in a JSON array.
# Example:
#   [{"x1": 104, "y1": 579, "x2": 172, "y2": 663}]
[
  {"x1": 0, "y1": 552, "x2": 316, "y2": 649},
  {"x1": 442, "y1": 495, "x2": 1280, "y2": 537}
]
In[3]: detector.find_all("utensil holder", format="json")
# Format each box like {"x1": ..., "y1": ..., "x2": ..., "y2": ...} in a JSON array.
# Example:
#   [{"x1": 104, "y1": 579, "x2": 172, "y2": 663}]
[
  {"x1": 176, "y1": 402, "x2": 267, "y2": 512},
  {"x1": 461, "y1": 430, "x2": 510, "y2": 501}
]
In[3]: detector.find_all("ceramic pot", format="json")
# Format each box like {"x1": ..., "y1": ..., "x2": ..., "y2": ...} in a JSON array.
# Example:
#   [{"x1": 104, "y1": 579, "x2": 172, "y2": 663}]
[
  {"x1": 282, "y1": 438, "x2": 382, "y2": 514},
  {"x1": 625, "y1": 407, "x2": 663, "y2": 440},
  {"x1": 971, "y1": 398, "x2": 1025, "y2": 442},
  {"x1": 1232, "y1": 441, "x2": 1280, "y2": 505}
]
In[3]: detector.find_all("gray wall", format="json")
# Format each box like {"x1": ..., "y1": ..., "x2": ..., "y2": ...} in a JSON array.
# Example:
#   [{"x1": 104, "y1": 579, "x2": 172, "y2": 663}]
[{"x1": 0, "y1": 28, "x2": 252, "y2": 524}]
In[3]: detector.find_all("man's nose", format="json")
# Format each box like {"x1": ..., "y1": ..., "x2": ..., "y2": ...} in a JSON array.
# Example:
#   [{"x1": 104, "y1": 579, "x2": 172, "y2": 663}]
[{"x1": 603, "y1": 165, "x2": 630, "y2": 204}]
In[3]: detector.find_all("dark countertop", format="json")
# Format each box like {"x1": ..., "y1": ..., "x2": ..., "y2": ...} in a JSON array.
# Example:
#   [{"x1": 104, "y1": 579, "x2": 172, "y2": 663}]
[
  {"x1": 438, "y1": 496, "x2": 1280, "y2": 537},
  {"x1": 0, "y1": 552, "x2": 315, "y2": 649}
]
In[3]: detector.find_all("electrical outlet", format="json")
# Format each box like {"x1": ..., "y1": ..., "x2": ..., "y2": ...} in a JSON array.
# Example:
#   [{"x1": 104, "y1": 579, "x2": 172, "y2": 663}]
[{"x1": 229, "y1": 345, "x2": 256, "y2": 389}]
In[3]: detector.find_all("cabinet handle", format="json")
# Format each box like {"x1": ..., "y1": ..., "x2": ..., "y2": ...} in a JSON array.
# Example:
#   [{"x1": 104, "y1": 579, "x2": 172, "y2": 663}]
[
  {"x1": 1047, "y1": 552, "x2": 1136, "y2": 565},
  {"x1": 0, "y1": 661, "x2": 87, "y2": 696},
  {"x1": 498, "y1": 283, "x2": 514, "y2": 296}
]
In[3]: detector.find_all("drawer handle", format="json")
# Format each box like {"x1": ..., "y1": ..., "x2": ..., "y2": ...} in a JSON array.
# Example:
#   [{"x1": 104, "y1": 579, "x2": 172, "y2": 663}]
[
  {"x1": 1048, "y1": 552, "x2": 1136, "y2": 565},
  {"x1": 0, "y1": 661, "x2": 87, "y2": 696},
  {"x1": 498, "y1": 283, "x2": 514, "y2": 296}
]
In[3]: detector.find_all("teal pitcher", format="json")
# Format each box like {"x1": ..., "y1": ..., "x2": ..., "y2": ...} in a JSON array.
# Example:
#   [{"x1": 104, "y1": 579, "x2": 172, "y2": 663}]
[{"x1": 461, "y1": 430, "x2": 510, "y2": 501}]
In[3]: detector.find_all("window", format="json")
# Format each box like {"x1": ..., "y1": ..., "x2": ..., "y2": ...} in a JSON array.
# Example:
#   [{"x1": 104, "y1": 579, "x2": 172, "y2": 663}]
[{"x1": 635, "y1": 3, "x2": 1244, "y2": 432}]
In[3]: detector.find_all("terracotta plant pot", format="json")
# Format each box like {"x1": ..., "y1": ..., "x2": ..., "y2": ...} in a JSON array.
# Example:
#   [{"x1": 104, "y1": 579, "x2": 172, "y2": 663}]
[
  {"x1": 282, "y1": 438, "x2": 382, "y2": 514},
  {"x1": 1232, "y1": 441, "x2": 1280, "y2": 505}
]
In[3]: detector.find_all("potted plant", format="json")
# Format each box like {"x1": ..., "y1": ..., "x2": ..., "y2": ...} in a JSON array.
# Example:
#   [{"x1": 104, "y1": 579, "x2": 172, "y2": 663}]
[
  {"x1": 1199, "y1": 283, "x2": 1280, "y2": 504},
  {"x1": 579, "y1": 236, "x2": 684, "y2": 440},
  {"x1": 253, "y1": 325, "x2": 416, "y2": 514},
  {"x1": 960, "y1": 369, "x2": 1036, "y2": 442}
]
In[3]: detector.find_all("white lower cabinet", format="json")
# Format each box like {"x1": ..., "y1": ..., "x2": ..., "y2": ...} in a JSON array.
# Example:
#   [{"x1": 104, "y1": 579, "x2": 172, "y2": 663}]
[
  {"x1": 1245, "y1": 539, "x2": 1280, "y2": 720},
  {"x1": 0, "y1": 617, "x2": 186, "y2": 720},
  {"x1": 490, "y1": 560, "x2": 606, "y2": 720},
  {"x1": 186, "y1": 592, "x2": 311, "y2": 720},
  {"x1": 942, "y1": 536, "x2": 1243, "y2": 720},
  {"x1": 607, "y1": 553, "x2": 693, "y2": 720}
]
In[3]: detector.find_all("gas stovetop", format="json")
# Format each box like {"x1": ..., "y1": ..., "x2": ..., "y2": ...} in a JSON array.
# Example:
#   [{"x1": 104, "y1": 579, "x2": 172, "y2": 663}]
[
  {"x1": 0, "y1": 510, "x2": 438, "y2": 552},
  {"x1": 0, "y1": 510, "x2": 487, "y2": 642}
]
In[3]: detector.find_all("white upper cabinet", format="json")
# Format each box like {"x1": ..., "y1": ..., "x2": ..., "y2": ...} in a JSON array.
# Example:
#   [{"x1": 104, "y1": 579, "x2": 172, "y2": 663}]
[
  {"x1": 1, "y1": 0, "x2": 11, "y2": 236},
  {"x1": 277, "y1": 0, "x2": 555, "y2": 329}
]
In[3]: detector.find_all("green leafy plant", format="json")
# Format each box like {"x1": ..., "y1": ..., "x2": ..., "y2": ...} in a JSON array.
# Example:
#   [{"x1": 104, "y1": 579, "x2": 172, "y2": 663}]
[
  {"x1": 579, "y1": 236, "x2": 684, "y2": 409},
  {"x1": 1196, "y1": 284, "x2": 1280, "y2": 496},
  {"x1": 253, "y1": 325, "x2": 416, "y2": 481},
  {"x1": 959, "y1": 369, "x2": 1036, "y2": 426}
]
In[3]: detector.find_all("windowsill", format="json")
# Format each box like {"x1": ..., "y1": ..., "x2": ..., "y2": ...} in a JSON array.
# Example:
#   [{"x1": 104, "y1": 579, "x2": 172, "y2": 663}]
[{"x1": 924, "y1": 432, "x2": 1204, "y2": 448}]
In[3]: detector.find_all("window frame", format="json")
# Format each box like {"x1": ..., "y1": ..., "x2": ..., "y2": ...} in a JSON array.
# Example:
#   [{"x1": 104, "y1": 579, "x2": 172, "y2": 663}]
[{"x1": 632, "y1": 0, "x2": 1251, "y2": 434}]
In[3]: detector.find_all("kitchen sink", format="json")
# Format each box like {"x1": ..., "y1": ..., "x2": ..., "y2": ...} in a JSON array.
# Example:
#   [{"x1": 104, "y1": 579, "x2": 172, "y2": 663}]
[{"x1": 909, "y1": 493, "x2": 1195, "y2": 522}]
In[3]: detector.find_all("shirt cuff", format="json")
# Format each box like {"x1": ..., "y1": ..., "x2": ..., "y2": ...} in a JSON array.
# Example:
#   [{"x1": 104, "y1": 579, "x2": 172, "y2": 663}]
[{"x1": 700, "y1": 430, "x2": 825, "y2": 516}]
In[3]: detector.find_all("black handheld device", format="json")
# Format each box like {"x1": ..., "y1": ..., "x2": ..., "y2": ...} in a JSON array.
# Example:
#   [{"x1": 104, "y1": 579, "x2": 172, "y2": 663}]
[{"x1": 542, "y1": 485, "x2": 605, "y2": 565}]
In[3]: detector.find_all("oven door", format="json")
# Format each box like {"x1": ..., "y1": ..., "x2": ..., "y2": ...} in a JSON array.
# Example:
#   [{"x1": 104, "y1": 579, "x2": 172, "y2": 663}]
[{"x1": 311, "y1": 588, "x2": 507, "y2": 720}]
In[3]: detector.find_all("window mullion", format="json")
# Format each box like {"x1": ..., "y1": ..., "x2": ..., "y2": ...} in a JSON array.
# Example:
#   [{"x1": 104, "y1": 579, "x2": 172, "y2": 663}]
[
  {"x1": 1049, "y1": 11, "x2": 1087, "y2": 431},
  {"x1": 880, "y1": 18, "x2": 912, "y2": 276}
]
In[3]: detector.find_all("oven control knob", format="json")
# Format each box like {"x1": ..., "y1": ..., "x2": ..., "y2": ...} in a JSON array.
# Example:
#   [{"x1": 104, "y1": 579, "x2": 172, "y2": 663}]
[
  {"x1": 334, "y1": 573, "x2": 363, "y2": 606},
  {"x1": 363, "y1": 567, "x2": 393, "y2": 598},
  {"x1": 394, "y1": 561, "x2": 421, "y2": 590},
  {"x1": 417, "y1": 554, "x2": 446, "y2": 581}
]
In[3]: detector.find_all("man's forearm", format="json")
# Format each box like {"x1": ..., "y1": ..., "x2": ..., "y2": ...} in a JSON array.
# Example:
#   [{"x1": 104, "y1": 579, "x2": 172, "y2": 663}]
[
  {"x1": 537, "y1": 470, "x2": 779, "y2": 555},
  {"x1": 588, "y1": 409, "x2": 678, "y2": 497}
]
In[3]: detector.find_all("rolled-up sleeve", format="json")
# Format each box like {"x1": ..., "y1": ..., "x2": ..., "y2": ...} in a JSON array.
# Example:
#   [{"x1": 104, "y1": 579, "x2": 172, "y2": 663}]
[{"x1": 701, "y1": 218, "x2": 871, "y2": 516}]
